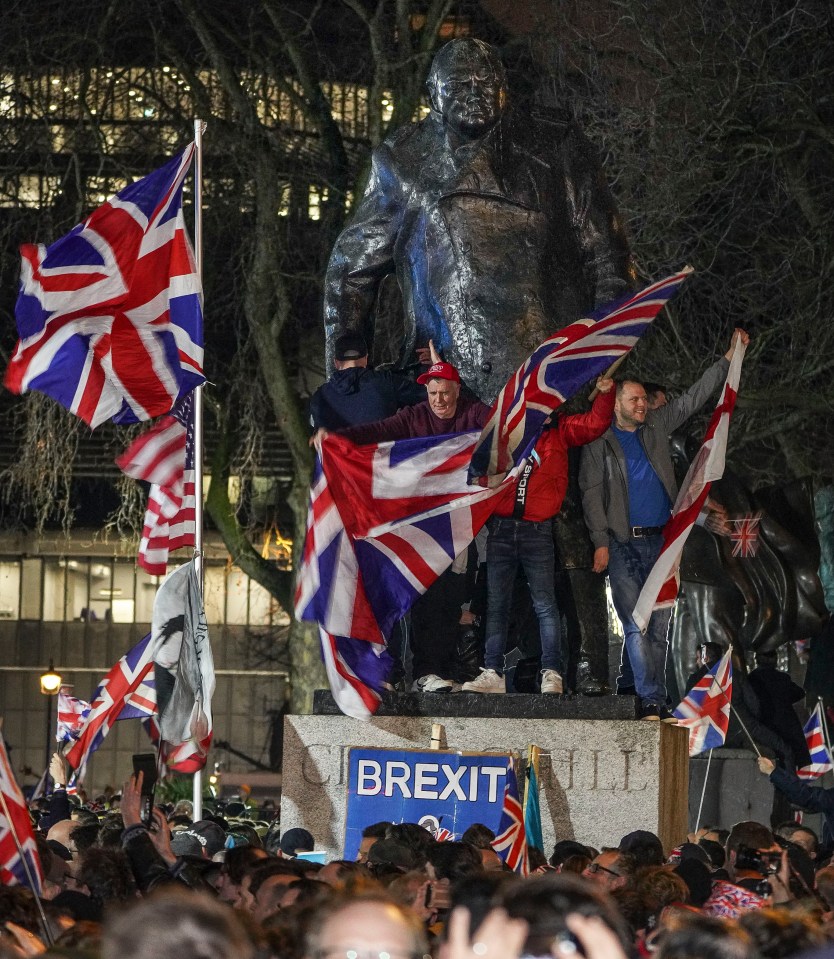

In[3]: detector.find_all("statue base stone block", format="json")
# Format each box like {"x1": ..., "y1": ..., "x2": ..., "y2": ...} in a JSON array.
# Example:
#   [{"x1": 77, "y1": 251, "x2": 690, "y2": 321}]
[{"x1": 281, "y1": 693, "x2": 690, "y2": 859}]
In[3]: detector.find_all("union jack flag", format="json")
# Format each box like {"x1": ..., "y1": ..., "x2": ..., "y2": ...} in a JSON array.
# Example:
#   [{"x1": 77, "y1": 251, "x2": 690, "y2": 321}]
[
  {"x1": 797, "y1": 702, "x2": 833, "y2": 779},
  {"x1": 633, "y1": 340, "x2": 746, "y2": 633},
  {"x1": 5, "y1": 145, "x2": 204, "y2": 428},
  {"x1": 491, "y1": 759, "x2": 529, "y2": 875},
  {"x1": 116, "y1": 394, "x2": 196, "y2": 575},
  {"x1": 673, "y1": 650, "x2": 733, "y2": 756},
  {"x1": 295, "y1": 433, "x2": 521, "y2": 715},
  {"x1": 730, "y1": 512, "x2": 762, "y2": 558},
  {"x1": 56, "y1": 685, "x2": 91, "y2": 745},
  {"x1": 469, "y1": 268, "x2": 693, "y2": 485},
  {"x1": 64, "y1": 633, "x2": 157, "y2": 775},
  {"x1": 0, "y1": 729, "x2": 44, "y2": 893}
]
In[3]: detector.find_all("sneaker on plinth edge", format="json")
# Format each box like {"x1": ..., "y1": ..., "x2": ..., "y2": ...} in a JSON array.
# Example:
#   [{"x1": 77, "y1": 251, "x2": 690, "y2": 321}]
[
  {"x1": 412, "y1": 674, "x2": 460, "y2": 693},
  {"x1": 657, "y1": 705, "x2": 679, "y2": 724},
  {"x1": 640, "y1": 703, "x2": 661, "y2": 721},
  {"x1": 540, "y1": 669, "x2": 563, "y2": 695},
  {"x1": 461, "y1": 668, "x2": 506, "y2": 694}
]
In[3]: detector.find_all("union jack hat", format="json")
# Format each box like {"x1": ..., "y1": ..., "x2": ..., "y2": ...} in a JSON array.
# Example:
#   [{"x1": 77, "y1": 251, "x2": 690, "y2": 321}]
[{"x1": 417, "y1": 361, "x2": 460, "y2": 384}]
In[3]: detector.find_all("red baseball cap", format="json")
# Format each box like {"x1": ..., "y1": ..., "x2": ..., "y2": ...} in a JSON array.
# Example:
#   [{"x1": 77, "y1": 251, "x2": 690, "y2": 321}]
[{"x1": 417, "y1": 361, "x2": 461, "y2": 385}]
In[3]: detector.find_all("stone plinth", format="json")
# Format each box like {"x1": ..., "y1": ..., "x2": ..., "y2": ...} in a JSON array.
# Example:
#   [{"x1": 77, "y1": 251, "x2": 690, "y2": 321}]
[{"x1": 281, "y1": 706, "x2": 689, "y2": 860}]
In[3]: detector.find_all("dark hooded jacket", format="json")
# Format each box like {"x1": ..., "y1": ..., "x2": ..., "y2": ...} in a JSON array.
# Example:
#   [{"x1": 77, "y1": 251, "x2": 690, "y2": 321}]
[{"x1": 309, "y1": 368, "x2": 425, "y2": 431}]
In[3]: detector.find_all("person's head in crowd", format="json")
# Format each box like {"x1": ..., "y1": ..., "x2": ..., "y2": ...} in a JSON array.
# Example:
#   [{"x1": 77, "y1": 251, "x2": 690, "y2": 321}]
[
  {"x1": 230, "y1": 822, "x2": 263, "y2": 849},
  {"x1": 70, "y1": 821, "x2": 100, "y2": 856},
  {"x1": 426, "y1": 841, "x2": 482, "y2": 883},
  {"x1": 815, "y1": 864, "x2": 834, "y2": 914},
  {"x1": 550, "y1": 840, "x2": 592, "y2": 869},
  {"x1": 703, "y1": 828, "x2": 729, "y2": 846},
  {"x1": 461, "y1": 823, "x2": 495, "y2": 849},
  {"x1": 171, "y1": 828, "x2": 211, "y2": 859},
  {"x1": 215, "y1": 845, "x2": 270, "y2": 904},
  {"x1": 737, "y1": 907, "x2": 827, "y2": 959},
  {"x1": 102, "y1": 887, "x2": 255, "y2": 959},
  {"x1": 620, "y1": 829, "x2": 665, "y2": 868},
  {"x1": 317, "y1": 859, "x2": 369, "y2": 888},
  {"x1": 239, "y1": 859, "x2": 301, "y2": 913},
  {"x1": 644, "y1": 382, "x2": 668, "y2": 410},
  {"x1": 416, "y1": 362, "x2": 462, "y2": 420},
  {"x1": 73, "y1": 807, "x2": 99, "y2": 826},
  {"x1": 501, "y1": 871, "x2": 632, "y2": 957},
  {"x1": 775, "y1": 822, "x2": 819, "y2": 860},
  {"x1": 582, "y1": 848, "x2": 627, "y2": 891},
  {"x1": 51, "y1": 888, "x2": 104, "y2": 923},
  {"x1": 97, "y1": 813, "x2": 125, "y2": 848},
  {"x1": 191, "y1": 819, "x2": 228, "y2": 858},
  {"x1": 275, "y1": 878, "x2": 333, "y2": 916},
  {"x1": 634, "y1": 866, "x2": 690, "y2": 917},
  {"x1": 527, "y1": 847, "x2": 548, "y2": 872},
  {"x1": 450, "y1": 870, "x2": 519, "y2": 934},
  {"x1": 334, "y1": 332, "x2": 370, "y2": 370},
  {"x1": 280, "y1": 827, "x2": 315, "y2": 858},
  {"x1": 673, "y1": 858, "x2": 714, "y2": 908},
  {"x1": 0, "y1": 886, "x2": 47, "y2": 936},
  {"x1": 698, "y1": 839, "x2": 726, "y2": 871},
  {"x1": 366, "y1": 839, "x2": 418, "y2": 874},
  {"x1": 47, "y1": 818, "x2": 79, "y2": 857},
  {"x1": 560, "y1": 853, "x2": 591, "y2": 875},
  {"x1": 76, "y1": 847, "x2": 136, "y2": 910},
  {"x1": 654, "y1": 910, "x2": 755, "y2": 959},
  {"x1": 610, "y1": 887, "x2": 655, "y2": 941},
  {"x1": 172, "y1": 799, "x2": 194, "y2": 820},
  {"x1": 50, "y1": 918, "x2": 103, "y2": 955},
  {"x1": 303, "y1": 891, "x2": 428, "y2": 959},
  {"x1": 170, "y1": 814, "x2": 194, "y2": 829},
  {"x1": 385, "y1": 823, "x2": 435, "y2": 866},
  {"x1": 725, "y1": 821, "x2": 776, "y2": 883},
  {"x1": 356, "y1": 822, "x2": 392, "y2": 863},
  {"x1": 477, "y1": 846, "x2": 504, "y2": 871}
]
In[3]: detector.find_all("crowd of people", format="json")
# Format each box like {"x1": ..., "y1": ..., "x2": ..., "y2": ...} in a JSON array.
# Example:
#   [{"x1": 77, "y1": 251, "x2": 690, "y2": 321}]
[{"x1": 5, "y1": 764, "x2": 834, "y2": 959}]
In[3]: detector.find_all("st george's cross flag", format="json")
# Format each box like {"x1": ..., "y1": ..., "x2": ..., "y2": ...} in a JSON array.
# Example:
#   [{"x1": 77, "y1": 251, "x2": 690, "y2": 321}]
[
  {"x1": 673, "y1": 651, "x2": 733, "y2": 756},
  {"x1": 0, "y1": 729, "x2": 44, "y2": 893},
  {"x1": 64, "y1": 634, "x2": 157, "y2": 775},
  {"x1": 632, "y1": 338, "x2": 746, "y2": 633},
  {"x1": 468, "y1": 268, "x2": 693, "y2": 486},
  {"x1": 5, "y1": 145, "x2": 203, "y2": 428},
  {"x1": 491, "y1": 759, "x2": 529, "y2": 875},
  {"x1": 116, "y1": 394, "x2": 196, "y2": 574},
  {"x1": 797, "y1": 702, "x2": 834, "y2": 779}
]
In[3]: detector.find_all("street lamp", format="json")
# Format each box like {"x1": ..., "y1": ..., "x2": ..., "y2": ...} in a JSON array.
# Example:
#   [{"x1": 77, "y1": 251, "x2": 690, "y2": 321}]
[{"x1": 40, "y1": 661, "x2": 62, "y2": 772}]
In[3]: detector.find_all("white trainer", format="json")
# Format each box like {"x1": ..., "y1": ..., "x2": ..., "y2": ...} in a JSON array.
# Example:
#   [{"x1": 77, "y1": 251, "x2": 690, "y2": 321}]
[
  {"x1": 412, "y1": 674, "x2": 456, "y2": 693},
  {"x1": 541, "y1": 669, "x2": 563, "y2": 694},
  {"x1": 461, "y1": 668, "x2": 506, "y2": 694}
]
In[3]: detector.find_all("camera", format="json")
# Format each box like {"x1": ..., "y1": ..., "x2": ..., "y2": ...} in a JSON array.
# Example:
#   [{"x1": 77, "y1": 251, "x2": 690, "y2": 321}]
[{"x1": 735, "y1": 845, "x2": 780, "y2": 876}]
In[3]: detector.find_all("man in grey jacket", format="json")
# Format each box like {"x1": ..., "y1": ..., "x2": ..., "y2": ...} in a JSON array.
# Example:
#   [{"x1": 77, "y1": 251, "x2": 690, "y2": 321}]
[{"x1": 579, "y1": 329, "x2": 749, "y2": 720}]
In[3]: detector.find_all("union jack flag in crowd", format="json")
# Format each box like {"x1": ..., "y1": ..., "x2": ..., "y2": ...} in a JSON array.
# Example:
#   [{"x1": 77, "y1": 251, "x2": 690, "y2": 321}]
[
  {"x1": 673, "y1": 650, "x2": 733, "y2": 756},
  {"x1": 0, "y1": 729, "x2": 43, "y2": 893},
  {"x1": 5, "y1": 145, "x2": 204, "y2": 428},
  {"x1": 797, "y1": 702, "x2": 833, "y2": 779},
  {"x1": 65, "y1": 633, "x2": 157, "y2": 775},
  {"x1": 469, "y1": 268, "x2": 693, "y2": 485},
  {"x1": 633, "y1": 339, "x2": 746, "y2": 633},
  {"x1": 491, "y1": 760, "x2": 529, "y2": 875},
  {"x1": 116, "y1": 393, "x2": 196, "y2": 574},
  {"x1": 730, "y1": 512, "x2": 762, "y2": 558},
  {"x1": 56, "y1": 686, "x2": 91, "y2": 745}
]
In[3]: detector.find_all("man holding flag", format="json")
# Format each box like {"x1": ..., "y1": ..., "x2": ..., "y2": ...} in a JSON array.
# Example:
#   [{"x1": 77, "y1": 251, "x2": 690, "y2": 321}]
[{"x1": 579, "y1": 329, "x2": 750, "y2": 721}]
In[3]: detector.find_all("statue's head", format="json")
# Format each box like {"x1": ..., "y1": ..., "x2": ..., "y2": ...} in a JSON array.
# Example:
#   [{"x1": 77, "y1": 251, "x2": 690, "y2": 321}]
[{"x1": 427, "y1": 39, "x2": 507, "y2": 138}]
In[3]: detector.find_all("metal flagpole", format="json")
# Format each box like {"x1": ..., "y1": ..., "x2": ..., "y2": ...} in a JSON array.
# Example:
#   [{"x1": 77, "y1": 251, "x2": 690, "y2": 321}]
[
  {"x1": 694, "y1": 748, "x2": 713, "y2": 833},
  {"x1": 192, "y1": 117, "x2": 207, "y2": 820},
  {"x1": 729, "y1": 703, "x2": 762, "y2": 757}
]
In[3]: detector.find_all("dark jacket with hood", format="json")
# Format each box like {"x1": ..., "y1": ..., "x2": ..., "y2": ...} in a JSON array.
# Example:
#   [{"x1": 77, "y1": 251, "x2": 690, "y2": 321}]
[{"x1": 309, "y1": 368, "x2": 425, "y2": 431}]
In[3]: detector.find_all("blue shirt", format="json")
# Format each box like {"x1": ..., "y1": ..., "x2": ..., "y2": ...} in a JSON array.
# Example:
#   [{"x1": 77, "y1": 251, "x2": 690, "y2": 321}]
[{"x1": 611, "y1": 425, "x2": 671, "y2": 527}]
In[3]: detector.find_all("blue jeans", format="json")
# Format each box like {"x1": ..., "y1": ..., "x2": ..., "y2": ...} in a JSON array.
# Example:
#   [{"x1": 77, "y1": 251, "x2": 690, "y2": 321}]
[
  {"x1": 484, "y1": 517, "x2": 563, "y2": 674},
  {"x1": 607, "y1": 535, "x2": 671, "y2": 705}
]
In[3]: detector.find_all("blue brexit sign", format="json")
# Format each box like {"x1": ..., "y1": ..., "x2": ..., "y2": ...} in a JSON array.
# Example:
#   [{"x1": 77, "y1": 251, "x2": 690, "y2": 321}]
[{"x1": 343, "y1": 748, "x2": 513, "y2": 858}]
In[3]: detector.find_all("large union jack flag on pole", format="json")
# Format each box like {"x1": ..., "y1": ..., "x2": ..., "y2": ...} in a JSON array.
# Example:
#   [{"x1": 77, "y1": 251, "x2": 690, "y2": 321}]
[
  {"x1": 0, "y1": 729, "x2": 44, "y2": 893},
  {"x1": 469, "y1": 268, "x2": 693, "y2": 485},
  {"x1": 64, "y1": 633, "x2": 157, "y2": 775},
  {"x1": 491, "y1": 759, "x2": 529, "y2": 875},
  {"x1": 632, "y1": 338, "x2": 746, "y2": 633},
  {"x1": 116, "y1": 394, "x2": 196, "y2": 574},
  {"x1": 797, "y1": 702, "x2": 834, "y2": 779},
  {"x1": 673, "y1": 650, "x2": 733, "y2": 756},
  {"x1": 5, "y1": 145, "x2": 204, "y2": 428}
]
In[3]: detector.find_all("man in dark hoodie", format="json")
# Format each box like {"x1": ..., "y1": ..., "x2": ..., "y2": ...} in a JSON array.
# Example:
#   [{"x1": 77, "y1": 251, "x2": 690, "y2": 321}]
[{"x1": 309, "y1": 331, "x2": 425, "y2": 431}]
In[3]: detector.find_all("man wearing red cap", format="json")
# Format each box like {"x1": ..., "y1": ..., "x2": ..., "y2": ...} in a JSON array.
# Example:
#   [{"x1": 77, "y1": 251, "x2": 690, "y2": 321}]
[{"x1": 314, "y1": 357, "x2": 489, "y2": 693}]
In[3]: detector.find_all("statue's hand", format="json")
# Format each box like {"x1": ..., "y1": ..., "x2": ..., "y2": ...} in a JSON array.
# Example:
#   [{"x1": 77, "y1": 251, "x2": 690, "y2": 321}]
[{"x1": 592, "y1": 547, "x2": 609, "y2": 573}]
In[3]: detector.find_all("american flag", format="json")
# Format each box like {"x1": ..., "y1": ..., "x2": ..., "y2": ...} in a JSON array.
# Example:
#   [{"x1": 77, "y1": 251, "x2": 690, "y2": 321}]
[
  {"x1": 0, "y1": 729, "x2": 44, "y2": 893},
  {"x1": 56, "y1": 685, "x2": 91, "y2": 745},
  {"x1": 469, "y1": 268, "x2": 693, "y2": 485},
  {"x1": 673, "y1": 650, "x2": 733, "y2": 756},
  {"x1": 117, "y1": 393, "x2": 196, "y2": 575},
  {"x1": 730, "y1": 512, "x2": 762, "y2": 558},
  {"x1": 797, "y1": 702, "x2": 833, "y2": 779},
  {"x1": 5, "y1": 145, "x2": 203, "y2": 428},
  {"x1": 64, "y1": 633, "x2": 157, "y2": 775},
  {"x1": 491, "y1": 760, "x2": 529, "y2": 875},
  {"x1": 632, "y1": 341, "x2": 746, "y2": 633}
]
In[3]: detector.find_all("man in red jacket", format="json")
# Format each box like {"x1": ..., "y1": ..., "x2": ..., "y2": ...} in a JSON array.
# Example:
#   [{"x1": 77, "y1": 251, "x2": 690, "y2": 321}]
[{"x1": 463, "y1": 378, "x2": 615, "y2": 694}]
